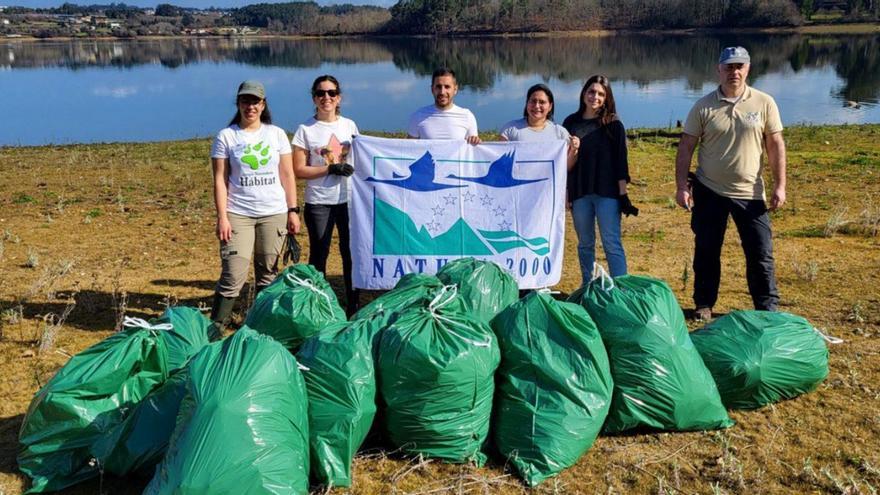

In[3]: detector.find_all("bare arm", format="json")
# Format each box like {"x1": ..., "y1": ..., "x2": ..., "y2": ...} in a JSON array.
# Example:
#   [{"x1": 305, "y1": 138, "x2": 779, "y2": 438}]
[
  {"x1": 278, "y1": 152, "x2": 301, "y2": 234},
  {"x1": 212, "y1": 157, "x2": 232, "y2": 242},
  {"x1": 764, "y1": 131, "x2": 787, "y2": 210},
  {"x1": 292, "y1": 145, "x2": 329, "y2": 180},
  {"x1": 675, "y1": 133, "x2": 699, "y2": 210},
  {"x1": 567, "y1": 135, "x2": 579, "y2": 171}
]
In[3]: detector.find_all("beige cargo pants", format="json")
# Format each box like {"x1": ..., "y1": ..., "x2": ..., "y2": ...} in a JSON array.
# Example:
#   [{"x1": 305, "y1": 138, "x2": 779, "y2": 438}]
[{"x1": 215, "y1": 212, "x2": 287, "y2": 297}]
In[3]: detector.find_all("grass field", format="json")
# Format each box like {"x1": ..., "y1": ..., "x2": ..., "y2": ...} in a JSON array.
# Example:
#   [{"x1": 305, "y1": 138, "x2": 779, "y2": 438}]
[{"x1": 0, "y1": 125, "x2": 878, "y2": 494}]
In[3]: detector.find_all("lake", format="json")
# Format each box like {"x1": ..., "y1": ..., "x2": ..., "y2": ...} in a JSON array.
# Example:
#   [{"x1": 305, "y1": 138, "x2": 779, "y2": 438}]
[{"x1": 2, "y1": 33, "x2": 879, "y2": 145}]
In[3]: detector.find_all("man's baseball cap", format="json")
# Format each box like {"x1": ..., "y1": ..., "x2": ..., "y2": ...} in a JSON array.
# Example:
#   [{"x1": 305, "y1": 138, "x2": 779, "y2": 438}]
[
  {"x1": 237, "y1": 80, "x2": 265, "y2": 99},
  {"x1": 719, "y1": 46, "x2": 750, "y2": 65}
]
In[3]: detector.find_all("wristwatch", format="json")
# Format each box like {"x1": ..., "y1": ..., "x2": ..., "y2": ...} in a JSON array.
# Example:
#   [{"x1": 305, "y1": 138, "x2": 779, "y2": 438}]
[{"x1": 287, "y1": 206, "x2": 301, "y2": 214}]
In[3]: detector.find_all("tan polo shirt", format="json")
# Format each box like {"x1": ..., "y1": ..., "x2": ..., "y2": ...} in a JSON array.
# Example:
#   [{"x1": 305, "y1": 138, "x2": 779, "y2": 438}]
[{"x1": 683, "y1": 86, "x2": 783, "y2": 200}]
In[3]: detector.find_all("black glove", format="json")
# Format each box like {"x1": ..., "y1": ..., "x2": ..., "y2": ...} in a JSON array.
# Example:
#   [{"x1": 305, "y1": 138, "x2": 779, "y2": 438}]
[
  {"x1": 282, "y1": 234, "x2": 301, "y2": 265},
  {"x1": 327, "y1": 163, "x2": 354, "y2": 177},
  {"x1": 619, "y1": 194, "x2": 639, "y2": 217}
]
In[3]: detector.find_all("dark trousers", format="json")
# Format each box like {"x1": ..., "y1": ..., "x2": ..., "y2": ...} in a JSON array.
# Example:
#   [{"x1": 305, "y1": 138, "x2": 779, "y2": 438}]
[
  {"x1": 304, "y1": 202, "x2": 358, "y2": 311},
  {"x1": 691, "y1": 180, "x2": 779, "y2": 311}
]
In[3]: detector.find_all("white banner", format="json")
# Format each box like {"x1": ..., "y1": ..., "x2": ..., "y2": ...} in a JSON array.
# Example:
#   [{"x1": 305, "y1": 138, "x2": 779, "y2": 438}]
[{"x1": 350, "y1": 135, "x2": 567, "y2": 290}]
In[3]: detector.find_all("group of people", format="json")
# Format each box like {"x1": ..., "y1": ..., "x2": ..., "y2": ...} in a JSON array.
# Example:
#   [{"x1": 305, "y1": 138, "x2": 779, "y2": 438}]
[{"x1": 208, "y1": 45, "x2": 787, "y2": 328}]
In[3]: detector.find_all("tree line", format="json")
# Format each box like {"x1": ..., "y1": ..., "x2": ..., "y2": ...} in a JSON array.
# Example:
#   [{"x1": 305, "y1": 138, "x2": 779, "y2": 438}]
[
  {"x1": 385, "y1": 0, "x2": 878, "y2": 33},
  {"x1": 3, "y1": 0, "x2": 879, "y2": 36}
]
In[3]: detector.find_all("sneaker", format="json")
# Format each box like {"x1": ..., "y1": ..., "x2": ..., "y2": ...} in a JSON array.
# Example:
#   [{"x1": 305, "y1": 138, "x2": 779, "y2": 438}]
[{"x1": 693, "y1": 307, "x2": 713, "y2": 322}]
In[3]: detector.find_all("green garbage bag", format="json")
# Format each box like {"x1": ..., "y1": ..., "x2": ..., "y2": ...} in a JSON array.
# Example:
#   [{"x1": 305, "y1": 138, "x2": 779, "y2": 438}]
[
  {"x1": 153, "y1": 306, "x2": 218, "y2": 370},
  {"x1": 18, "y1": 320, "x2": 171, "y2": 493},
  {"x1": 94, "y1": 369, "x2": 189, "y2": 476},
  {"x1": 491, "y1": 291, "x2": 613, "y2": 486},
  {"x1": 437, "y1": 258, "x2": 519, "y2": 323},
  {"x1": 145, "y1": 326, "x2": 309, "y2": 495},
  {"x1": 296, "y1": 312, "x2": 391, "y2": 487},
  {"x1": 245, "y1": 264, "x2": 346, "y2": 350},
  {"x1": 568, "y1": 270, "x2": 733, "y2": 433},
  {"x1": 378, "y1": 287, "x2": 500, "y2": 464},
  {"x1": 691, "y1": 310, "x2": 832, "y2": 410},
  {"x1": 352, "y1": 273, "x2": 447, "y2": 321}
]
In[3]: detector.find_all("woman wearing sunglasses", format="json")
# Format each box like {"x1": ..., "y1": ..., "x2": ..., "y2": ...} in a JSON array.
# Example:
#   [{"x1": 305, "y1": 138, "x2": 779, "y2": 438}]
[
  {"x1": 292, "y1": 74, "x2": 360, "y2": 315},
  {"x1": 209, "y1": 80, "x2": 301, "y2": 331}
]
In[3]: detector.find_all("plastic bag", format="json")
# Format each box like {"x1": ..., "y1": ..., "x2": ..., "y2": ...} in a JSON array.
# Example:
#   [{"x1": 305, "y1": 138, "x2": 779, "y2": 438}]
[
  {"x1": 437, "y1": 258, "x2": 519, "y2": 323},
  {"x1": 245, "y1": 264, "x2": 346, "y2": 350},
  {"x1": 492, "y1": 291, "x2": 613, "y2": 486},
  {"x1": 352, "y1": 273, "x2": 445, "y2": 321},
  {"x1": 378, "y1": 287, "x2": 500, "y2": 464},
  {"x1": 568, "y1": 270, "x2": 733, "y2": 432},
  {"x1": 145, "y1": 326, "x2": 309, "y2": 495},
  {"x1": 296, "y1": 312, "x2": 390, "y2": 487},
  {"x1": 691, "y1": 310, "x2": 832, "y2": 409},
  {"x1": 94, "y1": 370, "x2": 189, "y2": 476},
  {"x1": 18, "y1": 320, "x2": 171, "y2": 493},
  {"x1": 154, "y1": 306, "x2": 218, "y2": 370}
]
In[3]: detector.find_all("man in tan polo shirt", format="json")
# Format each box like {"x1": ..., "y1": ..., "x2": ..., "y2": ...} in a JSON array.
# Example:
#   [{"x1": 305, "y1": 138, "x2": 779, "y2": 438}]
[{"x1": 675, "y1": 46, "x2": 787, "y2": 321}]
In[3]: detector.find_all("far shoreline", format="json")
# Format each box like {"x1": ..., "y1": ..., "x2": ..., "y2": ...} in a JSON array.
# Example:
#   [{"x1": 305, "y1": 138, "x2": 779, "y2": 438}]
[
  {"x1": 2, "y1": 22, "x2": 878, "y2": 43},
  {"x1": 2, "y1": 123, "x2": 877, "y2": 150}
]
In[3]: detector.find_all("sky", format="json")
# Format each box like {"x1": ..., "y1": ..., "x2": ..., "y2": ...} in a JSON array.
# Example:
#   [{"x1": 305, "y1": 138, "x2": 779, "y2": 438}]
[{"x1": 7, "y1": 0, "x2": 395, "y2": 8}]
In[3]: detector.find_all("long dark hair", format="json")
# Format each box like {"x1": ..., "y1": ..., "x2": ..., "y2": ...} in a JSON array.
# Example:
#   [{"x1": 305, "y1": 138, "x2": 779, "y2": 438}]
[
  {"x1": 311, "y1": 74, "x2": 341, "y2": 116},
  {"x1": 522, "y1": 83, "x2": 555, "y2": 121},
  {"x1": 576, "y1": 75, "x2": 617, "y2": 127},
  {"x1": 228, "y1": 96, "x2": 273, "y2": 127}
]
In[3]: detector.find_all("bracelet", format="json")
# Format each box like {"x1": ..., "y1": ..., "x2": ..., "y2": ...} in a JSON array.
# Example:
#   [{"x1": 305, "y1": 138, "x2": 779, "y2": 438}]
[{"x1": 287, "y1": 206, "x2": 301, "y2": 214}]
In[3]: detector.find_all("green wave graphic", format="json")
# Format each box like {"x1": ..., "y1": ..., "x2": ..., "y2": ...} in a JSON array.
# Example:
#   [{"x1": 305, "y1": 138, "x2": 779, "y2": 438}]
[
  {"x1": 485, "y1": 239, "x2": 550, "y2": 255},
  {"x1": 478, "y1": 229, "x2": 548, "y2": 246}
]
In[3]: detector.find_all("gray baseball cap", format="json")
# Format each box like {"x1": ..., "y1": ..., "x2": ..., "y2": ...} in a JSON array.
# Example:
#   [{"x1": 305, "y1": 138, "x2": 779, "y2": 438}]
[
  {"x1": 719, "y1": 46, "x2": 750, "y2": 65},
  {"x1": 237, "y1": 80, "x2": 265, "y2": 99}
]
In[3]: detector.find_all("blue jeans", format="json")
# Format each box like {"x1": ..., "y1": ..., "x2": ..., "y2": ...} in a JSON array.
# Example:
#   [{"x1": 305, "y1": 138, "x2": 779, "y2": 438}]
[{"x1": 571, "y1": 194, "x2": 627, "y2": 284}]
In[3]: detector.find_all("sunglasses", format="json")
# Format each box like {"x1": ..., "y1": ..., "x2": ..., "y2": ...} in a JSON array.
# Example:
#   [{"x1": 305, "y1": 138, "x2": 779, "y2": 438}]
[
  {"x1": 313, "y1": 89, "x2": 339, "y2": 98},
  {"x1": 237, "y1": 96, "x2": 263, "y2": 106}
]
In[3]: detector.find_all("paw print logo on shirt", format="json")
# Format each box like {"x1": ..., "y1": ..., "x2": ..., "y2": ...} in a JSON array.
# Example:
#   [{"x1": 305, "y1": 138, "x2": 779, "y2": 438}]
[{"x1": 241, "y1": 141, "x2": 270, "y2": 170}]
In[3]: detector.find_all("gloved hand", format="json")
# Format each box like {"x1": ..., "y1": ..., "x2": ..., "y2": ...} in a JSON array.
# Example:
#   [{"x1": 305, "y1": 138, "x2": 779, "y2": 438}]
[
  {"x1": 619, "y1": 194, "x2": 639, "y2": 217},
  {"x1": 327, "y1": 163, "x2": 354, "y2": 177}
]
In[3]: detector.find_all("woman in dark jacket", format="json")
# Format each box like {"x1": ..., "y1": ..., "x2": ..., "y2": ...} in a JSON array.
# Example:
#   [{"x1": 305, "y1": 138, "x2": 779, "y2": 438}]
[{"x1": 563, "y1": 75, "x2": 637, "y2": 284}]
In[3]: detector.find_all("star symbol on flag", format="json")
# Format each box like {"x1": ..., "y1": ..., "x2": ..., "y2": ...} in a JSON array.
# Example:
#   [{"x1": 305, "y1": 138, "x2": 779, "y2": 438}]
[
  {"x1": 432, "y1": 204, "x2": 445, "y2": 216},
  {"x1": 492, "y1": 205, "x2": 506, "y2": 217},
  {"x1": 463, "y1": 191, "x2": 476, "y2": 203},
  {"x1": 426, "y1": 220, "x2": 441, "y2": 232},
  {"x1": 443, "y1": 194, "x2": 458, "y2": 206},
  {"x1": 480, "y1": 194, "x2": 493, "y2": 207},
  {"x1": 498, "y1": 220, "x2": 512, "y2": 230}
]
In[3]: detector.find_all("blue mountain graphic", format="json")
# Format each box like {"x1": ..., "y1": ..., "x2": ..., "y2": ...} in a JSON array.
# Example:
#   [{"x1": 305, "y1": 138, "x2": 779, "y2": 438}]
[
  {"x1": 366, "y1": 151, "x2": 466, "y2": 192},
  {"x1": 446, "y1": 152, "x2": 547, "y2": 188}
]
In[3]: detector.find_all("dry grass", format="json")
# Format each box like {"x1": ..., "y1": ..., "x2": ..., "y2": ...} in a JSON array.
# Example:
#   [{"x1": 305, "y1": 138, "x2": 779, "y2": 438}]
[{"x1": 0, "y1": 125, "x2": 879, "y2": 494}]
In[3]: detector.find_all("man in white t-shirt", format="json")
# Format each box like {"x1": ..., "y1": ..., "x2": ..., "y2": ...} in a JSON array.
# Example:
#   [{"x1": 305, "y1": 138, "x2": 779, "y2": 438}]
[{"x1": 408, "y1": 68, "x2": 481, "y2": 144}]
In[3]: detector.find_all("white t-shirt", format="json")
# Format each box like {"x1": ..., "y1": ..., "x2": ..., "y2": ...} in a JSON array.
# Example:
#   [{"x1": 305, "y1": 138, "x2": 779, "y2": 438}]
[
  {"x1": 407, "y1": 104, "x2": 478, "y2": 140},
  {"x1": 500, "y1": 118, "x2": 570, "y2": 142},
  {"x1": 291, "y1": 116, "x2": 359, "y2": 205},
  {"x1": 211, "y1": 123, "x2": 291, "y2": 217}
]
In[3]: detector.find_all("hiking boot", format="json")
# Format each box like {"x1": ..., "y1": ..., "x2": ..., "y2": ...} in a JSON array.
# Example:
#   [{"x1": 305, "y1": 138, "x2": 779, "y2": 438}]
[{"x1": 693, "y1": 307, "x2": 713, "y2": 322}]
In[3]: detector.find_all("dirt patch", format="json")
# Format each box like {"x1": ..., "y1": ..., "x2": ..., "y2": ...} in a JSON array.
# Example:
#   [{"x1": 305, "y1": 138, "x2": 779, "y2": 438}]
[{"x1": 0, "y1": 125, "x2": 878, "y2": 494}]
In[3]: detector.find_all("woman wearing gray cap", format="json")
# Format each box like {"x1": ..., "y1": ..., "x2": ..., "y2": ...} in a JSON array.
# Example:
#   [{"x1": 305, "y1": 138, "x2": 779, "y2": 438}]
[{"x1": 209, "y1": 80, "x2": 301, "y2": 331}]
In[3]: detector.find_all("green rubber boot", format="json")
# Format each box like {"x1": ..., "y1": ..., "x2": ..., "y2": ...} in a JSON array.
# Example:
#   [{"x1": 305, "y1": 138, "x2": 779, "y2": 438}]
[{"x1": 210, "y1": 293, "x2": 236, "y2": 334}]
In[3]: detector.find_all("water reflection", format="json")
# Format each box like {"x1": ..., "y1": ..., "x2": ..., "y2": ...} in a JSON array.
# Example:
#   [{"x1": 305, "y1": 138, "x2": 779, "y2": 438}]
[
  {"x1": 4, "y1": 34, "x2": 878, "y2": 103},
  {"x1": 1, "y1": 34, "x2": 878, "y2": 144}
]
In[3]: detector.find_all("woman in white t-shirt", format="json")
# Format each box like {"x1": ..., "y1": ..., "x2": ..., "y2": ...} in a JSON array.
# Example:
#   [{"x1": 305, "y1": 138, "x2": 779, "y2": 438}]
[
  {"x1": 209, "y1": 80, "x2": 301, "y2": 330},
  {"x1": 292, "y1": 75, "x2": 360, "y2": 315},
  {"x1": 500, "y1": 84, "x2": 579, "y2": 159}
]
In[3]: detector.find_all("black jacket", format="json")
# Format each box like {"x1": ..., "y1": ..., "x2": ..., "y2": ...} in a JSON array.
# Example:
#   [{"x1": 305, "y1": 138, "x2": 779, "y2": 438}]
[{"x1": 562, "y1": 114, "x2": 630, "y2": 201}]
